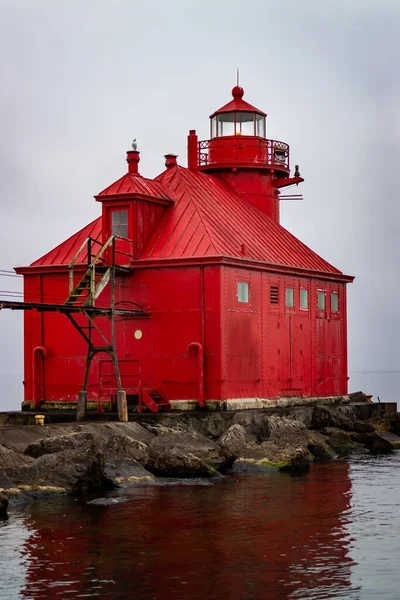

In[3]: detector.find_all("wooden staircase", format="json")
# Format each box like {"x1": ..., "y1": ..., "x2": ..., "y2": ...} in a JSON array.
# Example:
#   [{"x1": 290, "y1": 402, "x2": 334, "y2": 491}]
[
  {"x1": 140, "y1": 389, "x2": 171, "y2": 413},
  {"x1": 66, "y1": 265, "x2": 111, "y2": 306}
]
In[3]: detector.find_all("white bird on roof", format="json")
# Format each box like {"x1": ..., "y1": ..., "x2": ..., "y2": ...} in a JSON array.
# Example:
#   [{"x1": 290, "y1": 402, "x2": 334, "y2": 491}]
[{"x1": 132, "y1": 139, "x2": 137, "y2": 150}]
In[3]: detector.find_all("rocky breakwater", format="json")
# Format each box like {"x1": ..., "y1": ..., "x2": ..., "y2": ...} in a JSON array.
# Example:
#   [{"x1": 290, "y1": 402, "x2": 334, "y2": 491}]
[{"x1": 0, "y1": 404, "x2": 399, "y2": 506}]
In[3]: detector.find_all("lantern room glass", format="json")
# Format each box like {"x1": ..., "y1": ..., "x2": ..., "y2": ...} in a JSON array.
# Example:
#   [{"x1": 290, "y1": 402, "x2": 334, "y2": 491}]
[
  {"x1": 256, "y1": 114, "x2": 266, "y2": 137},
  {"x1": 211, "y1": 112, "x2": 266, "y2": 138}
]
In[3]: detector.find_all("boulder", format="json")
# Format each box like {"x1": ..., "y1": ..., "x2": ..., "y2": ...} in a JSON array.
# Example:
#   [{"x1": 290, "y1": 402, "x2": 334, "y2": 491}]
[
  {"x1": 9, "y1": 433, "x2": 109, "y2": 493},
  {"x1": 236, "y1": 440, "x2": 312, "y2": 472},
  {"x1": 367, "y1": 431, "x2": 400, "y2": 454},
  {"x1": 258, "y1": 415, "x2": 310, "y2": 446},
  {"x1": 311, "y1": 404, "x2": 359, "y2": 431},
  {"x1": 24, "y1": 432, "x2": 96, "y2": 459},
  {"x1": 217, "y1": 425, "x2": 248, "y2": 461},
  {"x1": 104, "y1": 435, "x2": 153, "y2": 485},
  {"x1": 306, "y1": 430, "x2": 336, "y2": 460},
  {"x1": 351, "y1": 422, "x2": 376, "y2": 434},
  {"x1": 388, "y1": 414, "x2": 400, "y2": 437},
  {"x1": 0, "y1": 493, "x2": 8, "y2": 519},
  {"x1": 0, "y1": 444, "x2": 34, "y2": 491},
  {"x1": 324, "y1": 428, "x2": 358, "y2": 454},
  {"x1": 232, "y1": 416, "x2": 331, "y2": 472},
  {"x1": 147, "y1": 430, "x2": 226, "y2": 477}
]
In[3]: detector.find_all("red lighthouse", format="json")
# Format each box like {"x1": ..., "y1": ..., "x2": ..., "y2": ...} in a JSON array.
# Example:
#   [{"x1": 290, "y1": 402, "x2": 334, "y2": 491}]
[{"x1": 14, "y1": 86, "x2": 354, "y2": 413}]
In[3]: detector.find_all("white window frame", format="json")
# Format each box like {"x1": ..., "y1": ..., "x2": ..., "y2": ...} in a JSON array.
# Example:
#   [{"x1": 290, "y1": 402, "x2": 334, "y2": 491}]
[
  {"x1": 317, "y1": 290, "x2": 326, "y2": 311},
  {"x1": 331, "y1": 291, "x2": 339, "y2": 313},
  {"x1": 285, "y1": 287, "x2": 294, "y2": 308},
  {"x1": 300, "y1": 288, "x2": 309, "y2": 310},
  {"x1": 237, "y1": 281, "x2": 249, "y2": 303}
]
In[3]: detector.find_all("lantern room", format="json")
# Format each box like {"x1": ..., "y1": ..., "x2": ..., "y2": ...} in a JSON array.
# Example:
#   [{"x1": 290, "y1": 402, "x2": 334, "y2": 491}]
[
  {"x1": 210, "y1": 85, "x2": 267, "y2": 138},
  {"x1": 193, "y1": 86, "x2": 290, "y2": 175}
]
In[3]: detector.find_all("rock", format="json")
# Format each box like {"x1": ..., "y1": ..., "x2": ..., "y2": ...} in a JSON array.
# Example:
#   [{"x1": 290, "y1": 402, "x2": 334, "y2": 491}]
[
  {"x1": 306, "y1": 430, "x2": 336, "y2": 460},
  {"x1": 232, "y1": 416, "x2": 317, "y2": 472},
  {"x1": 24, "y1": 432, "x2": 96, "y2": 458},
  {"x1": 367, "y1": 431, "x2": 400, "y2": 454},
  {"x1": 311, "y1": 405, "x2": 359, "y2": 431},
  {"x1": 217, "y1": 425, "x2": 248, "y2": 461},
  {"x1": 324, "y1": 428, "x2": 358, "y2": 454},
  {"x1": 0, "y1": 493, "x2": 8, "y2": 519},
  {"x1": 258, "y1": 415, "x2": 310, "y2": 445},
  {"x1": 147, "y1": 430, "x2": 226, "y2": 477},
  {"x1": 104, "y1": 435, "x2": 153, "y2": 485},
  {"x1": 236, "y1": 440, "x2": 312, "y2": 472},
  {"x1": 349, "y1": 431, "x2": 375, "y2": 445},
  {"x1": 388, "y1": 415, "x2": 400, "y2": 437},
  {"x1": 351, "y1": 422, "x2": 376, "y2": 434},
  {"x1": 8, "y1": 433, "x2": 109, "y2": 493},
  {"x1": 0, "y1": 444, "x2": 34, "y2": 491},
  {"x1": 348, "y1": 391, "x2": 370, "y2": 403}
]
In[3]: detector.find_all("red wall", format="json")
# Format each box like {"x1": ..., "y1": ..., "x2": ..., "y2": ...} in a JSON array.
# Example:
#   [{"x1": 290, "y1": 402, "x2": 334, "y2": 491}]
[
  {"x1": 23, "y1": 264, "x2": 348, "y2": 405},
  {"x1": 23, "y1": 265, "x2": 222, "y2": 404},
  {"x1": 221, "y1": 267, "x2": 348, "y2": 399}
]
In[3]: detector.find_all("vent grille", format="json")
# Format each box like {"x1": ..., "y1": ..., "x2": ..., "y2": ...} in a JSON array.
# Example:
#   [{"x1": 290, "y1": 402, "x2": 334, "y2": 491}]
[{"x1": 270, "y1": 285, "x2": 279, "y2": 304}]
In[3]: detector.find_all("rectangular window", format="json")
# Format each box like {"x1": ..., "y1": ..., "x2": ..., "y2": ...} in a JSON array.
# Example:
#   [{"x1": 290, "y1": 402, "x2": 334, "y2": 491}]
[
  {"x1": 300, "y1": 288, "x2": 309, "y2": 310},
  {"x1": 270, "y1": 285, "x2": 279, "y2": 304},
  {"x1": 285, "y1": 287, "x2": 294, "y2": 308},
  {"x1": 237, "y1": 281, "x2": 249, "y2": 303},
  {"x1": 111, "y1": 210, "x2": 128, "y2": 238},
  {"x1": 331, "y1": 291, "x2": 339, "y2": 312},
  {"x1": 318, "y1": 291, "x2": 325, "y2": 311},
  {"x1": 211, "y1": 116, "x2": 217, "y2": 138}
]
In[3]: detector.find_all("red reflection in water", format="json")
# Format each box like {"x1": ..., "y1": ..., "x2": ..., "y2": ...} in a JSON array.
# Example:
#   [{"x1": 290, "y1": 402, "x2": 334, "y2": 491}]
[{"x1": 19, "y1": 462, "x2": 357, "y2": 600}]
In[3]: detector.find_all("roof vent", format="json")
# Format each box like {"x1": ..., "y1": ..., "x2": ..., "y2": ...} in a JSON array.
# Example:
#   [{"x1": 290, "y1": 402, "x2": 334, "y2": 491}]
[
  {"x1": 126, "y1": 148, "x2": 140, "y2": 176},
  {"x1": 165, "y1": 154, "x2": 178, "y2": 169}
]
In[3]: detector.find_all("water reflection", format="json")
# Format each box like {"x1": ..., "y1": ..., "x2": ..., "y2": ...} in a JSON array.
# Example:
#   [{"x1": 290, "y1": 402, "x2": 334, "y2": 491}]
[{"x1": 11, "y1": 462, "x2": 357, "y2": 599}]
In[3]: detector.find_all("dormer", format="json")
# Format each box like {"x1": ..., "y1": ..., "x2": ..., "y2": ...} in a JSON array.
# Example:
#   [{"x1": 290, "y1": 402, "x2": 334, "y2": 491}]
[{"x1": 95, "y1": 147, "x2": 172, "y2": 264}]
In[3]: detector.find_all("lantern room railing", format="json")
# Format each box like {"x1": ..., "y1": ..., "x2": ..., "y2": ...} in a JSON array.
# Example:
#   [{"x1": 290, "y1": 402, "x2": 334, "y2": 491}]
[{"x1": 197, "y1": 137, "x2": 290, "y2": 171}]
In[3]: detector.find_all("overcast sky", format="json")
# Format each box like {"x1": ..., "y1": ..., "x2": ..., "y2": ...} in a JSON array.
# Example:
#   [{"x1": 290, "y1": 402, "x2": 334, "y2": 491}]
[{"x1": 0, "y1": 0, "x2": 399, "y2": 410}]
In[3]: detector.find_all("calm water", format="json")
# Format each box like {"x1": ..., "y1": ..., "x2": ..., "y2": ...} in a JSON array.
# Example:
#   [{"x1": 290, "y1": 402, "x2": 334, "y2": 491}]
[{"x1": 1, "y1": 452, "x2": 400, "y2": 600}]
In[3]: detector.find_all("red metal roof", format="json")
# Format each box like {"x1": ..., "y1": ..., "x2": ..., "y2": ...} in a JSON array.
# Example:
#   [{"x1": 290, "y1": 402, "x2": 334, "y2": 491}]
[
  {"x1": 23, "y1": 166, "x2": 342, "y2": 276},
  {"x1": 96, "y1": 173, "x2": 171, "y2": 201},
  {"x1": 142, "y1": 166, "x2": 341, "y2": 274},
  {"x1": 29, "y1": 217, "x2": 102, "y2": 268},
  {"x1": 210, "y1": 87, "x2": 267, "y2": 118}
]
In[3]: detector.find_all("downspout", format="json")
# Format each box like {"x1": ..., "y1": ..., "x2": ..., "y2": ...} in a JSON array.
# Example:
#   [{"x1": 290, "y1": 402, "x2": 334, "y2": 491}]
[
  {"x1": 188, "y1": 342, "x2": 204, "y2": 408},
  {"x1": 32, "y1": 346, "x2": 47, "y2": 409}
]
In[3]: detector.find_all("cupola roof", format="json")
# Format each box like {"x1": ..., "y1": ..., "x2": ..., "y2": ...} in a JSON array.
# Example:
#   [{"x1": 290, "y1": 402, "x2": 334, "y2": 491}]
[{"x1": 210, "y1": 86, "x2": 267, "y2": 118}]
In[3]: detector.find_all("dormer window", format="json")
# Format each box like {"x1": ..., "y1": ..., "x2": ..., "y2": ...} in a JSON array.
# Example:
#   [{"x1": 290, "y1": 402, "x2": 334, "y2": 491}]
[
  {"x1": 211, "y1": 111, "x2": 266, "y2": 138},
  {"x1": 111, "y1": 209, "x2": 128, "y2": 238}
]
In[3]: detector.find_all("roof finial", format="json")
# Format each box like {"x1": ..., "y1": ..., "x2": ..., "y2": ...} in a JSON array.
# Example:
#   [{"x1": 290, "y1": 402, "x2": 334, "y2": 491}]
[{"x1": 236, "y1": 68, "x2": 240, "y2": 87}]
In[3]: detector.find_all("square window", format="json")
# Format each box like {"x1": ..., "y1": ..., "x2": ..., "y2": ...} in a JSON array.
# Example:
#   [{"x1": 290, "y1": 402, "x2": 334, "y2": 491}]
[
  {"x1": 237, "y1": 281, "x2": 249, "y2": 303},
  {"x1": 318, "y1": 291, "x2": 325, "y2": 311},
  {"x1": 111, "y1": 210, "x2": 128, "y2": 238},
  {"x1": 300, "y1": 289, "x2": 308, "y2": 310},
  {"x1": 285, "y1": 287, "x2": 294, "y2": 308},
  {"x1": 331, "y1": 292, "x2": 339, "y2": 312}
]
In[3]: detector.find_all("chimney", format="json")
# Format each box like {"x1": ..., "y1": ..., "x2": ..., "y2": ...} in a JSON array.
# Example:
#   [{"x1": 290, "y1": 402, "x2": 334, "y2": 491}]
[
  {"x1": 164, "y1": 153, "x2": 178, "y2": 169},
  {"x1": 187, "y1": 129, "x2": 198, "y2": 170},
  {"x1": 126, "y1": 150, "x2": 140, "y2": 176}
]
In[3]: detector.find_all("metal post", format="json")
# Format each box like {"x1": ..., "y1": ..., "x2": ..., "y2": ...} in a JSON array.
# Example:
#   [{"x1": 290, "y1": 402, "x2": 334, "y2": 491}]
[
  {"x1": 111, "y1": 240, "x2": 122, "y2": 390},
  {"x1": 117, "y1": 390, "x2": 128, "y2": 422},
  {"x1": 77, "y1": 391, "x2": 87, "y2": 421},
  {"x1": 82, "y1": 349, "x2": 93, "y2": 392}
]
